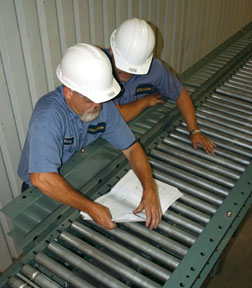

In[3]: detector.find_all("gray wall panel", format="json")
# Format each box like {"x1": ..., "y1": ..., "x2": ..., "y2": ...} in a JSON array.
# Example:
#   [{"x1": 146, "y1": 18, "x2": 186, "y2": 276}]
[
  {"x1": 1, "y1": 0, "x2": 252, "y2": 270},
  {"x1": 15, "y1": 0, "x2": 48, "y2": 107}
]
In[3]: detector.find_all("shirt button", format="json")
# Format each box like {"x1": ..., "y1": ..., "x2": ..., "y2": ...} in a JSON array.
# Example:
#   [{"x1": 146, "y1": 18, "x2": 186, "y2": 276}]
[{"x1": 81, "y1": 148, "x2": 85, "y2": 153}]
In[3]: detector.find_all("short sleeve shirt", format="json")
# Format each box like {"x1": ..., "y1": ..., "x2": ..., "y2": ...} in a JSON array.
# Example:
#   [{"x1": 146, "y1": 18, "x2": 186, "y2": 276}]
[
  {"x1": 18, "y1": 85, "x2": 136, "y2": 185},
  {"x1": 103, "y1": 49, "x2": 183, "y2": 105}
]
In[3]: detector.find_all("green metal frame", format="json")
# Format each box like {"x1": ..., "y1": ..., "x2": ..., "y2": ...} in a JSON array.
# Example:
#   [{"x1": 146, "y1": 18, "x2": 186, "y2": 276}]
[{"x1": 163, "y1": 163, "x2": 252, "y2": 288}]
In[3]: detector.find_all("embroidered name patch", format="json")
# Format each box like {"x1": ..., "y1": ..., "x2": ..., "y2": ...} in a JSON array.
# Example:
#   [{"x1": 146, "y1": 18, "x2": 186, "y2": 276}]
[
  {"x1": 136, "y1": 84, "x2": 154, "y2": 95},
  {"x1": 63, "y1": 137, "x2": 74, "y2": 145},
  {"x1": 87, "y1": 122, "x2": 106, "y2": 134}
]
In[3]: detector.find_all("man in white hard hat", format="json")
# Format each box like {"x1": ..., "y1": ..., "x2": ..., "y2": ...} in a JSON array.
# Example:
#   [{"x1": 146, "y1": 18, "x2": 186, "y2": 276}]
[
  {"x1": 105, "y1": 18, "x2": 215, "y2": 154},
  {"x1": 18, "y1": 44, "x2": 162, "y2": 230}
]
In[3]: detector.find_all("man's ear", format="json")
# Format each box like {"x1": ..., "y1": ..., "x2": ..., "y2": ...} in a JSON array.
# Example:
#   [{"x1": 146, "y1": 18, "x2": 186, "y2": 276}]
[{"x1": 63, "y1": 86, "x2": 73, "y2": 100}]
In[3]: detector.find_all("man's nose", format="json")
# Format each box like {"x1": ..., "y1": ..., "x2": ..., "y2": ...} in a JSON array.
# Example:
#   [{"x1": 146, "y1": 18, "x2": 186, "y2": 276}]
[{"x1": 92, "y1": 103, "x2": 101, "y2": 109}]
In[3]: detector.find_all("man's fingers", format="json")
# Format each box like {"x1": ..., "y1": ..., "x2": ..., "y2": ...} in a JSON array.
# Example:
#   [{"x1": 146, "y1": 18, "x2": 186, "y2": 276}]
[
  {"x1": 133, "y1": 203, "x2": 144, "y2": 214},
  {"x1": 191, "y1": 133, "x2": 216, "y2": 154},
  {"x1": 145, "y1": 207, "x2": 152, "y2": 228},
  {"x1": 91, "y1": 204, "x2": 117, "y2": 230},
  {"x1": 145, "y1": 206, "x2": 162, "y2": 230}
]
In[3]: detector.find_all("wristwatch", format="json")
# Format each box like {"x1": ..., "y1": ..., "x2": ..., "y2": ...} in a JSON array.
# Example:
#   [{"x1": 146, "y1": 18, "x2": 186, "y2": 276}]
[{"x1": 189, "y1": 129, "x2": 201, "y2": 136}]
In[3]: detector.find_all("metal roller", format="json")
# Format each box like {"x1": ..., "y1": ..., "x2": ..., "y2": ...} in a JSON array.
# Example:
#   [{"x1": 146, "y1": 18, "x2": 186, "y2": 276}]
[
  {"x1": 132, "y1": 121, "x2": 153, "y2": 130},
  {"x1": 178, "y1": 124, "x2": 252, "y2": 155},
  {"x1": 236, "y1": 70, "x2": 252, "y2": 79},
  {"x1": 8, "y1": 276, "x2": 32, "y2": 288},
  {"x1": 224, "y1": 80, "x2": 252, "y2": 93},
  {"x1": 152, "y1": 168, "x2": 224, "y2": 206},
  {"x1": 209, "y1": 62, "x2": 225, "y2": 68},
  {"x1": 183, "y1": 86, "x2": 196, "y2": 94},
  {"x1": 239, "y1": 67, "x2": 252, "y2": 75},
  {"x1": 170, "y1": 202, "x2": 210, "y2": 225},
  {"x1": 229, "y1": 45, "x2": 244, "y2": 51},
  {"x1": 210, "y1": 93, "x2": 252, "y2": 112},
  {"x1": 201, "y1": 102, "x2": 252, "y2": 124},
  {"x1": 197, "y1": 69, "x2": 216, "y2": 76},
  {"x1": 48, "y1": 241, "x2": 129, "y2": 288},
  {"x1": 196, "y1": 111, "x2": 252, "y2": 135},
  {"x1": 150, "y1": 149, "x2": 235, "y2": 188},
  {"x1": 59, "y1": 231, "x2": 162, "y2": 288},
  {"x1": 229, "y1": 77, "x2": 252, "y2": 88},
  {"x1": 184, "y1": 78, "x2": 203, "y2": 87},
  {"x1": 70, "y1": 221, "x2": 171, "y2": 281},
  {"x1": 149, "y1": 157, "x2": 230, "y2": 197},
  {"x1": 199, "y1": 66, "x2": 219, "y2": 73},
  {"x1": 232, "y1": 73, "x2": 252, "y2": 83},
  {"x1": 155, "y1": 142, "x2": 241, "y2": 179},
  {"x1": 169, "y1": 131, "x2": 251, "y2": 165},
  {"x1": 35, "y1": 253, "x2": 96, "y2": 288},
  {"x1": 198, "y1": 104, "x2": 252, "y2": 127},
  {"x1": 162, "y1": 137, "x2": 245, "y2": 173},
  {"x1": 193, "y1": 70, "x2": 214, "y2": 78},
  {"x1": 189, "y1": 74, "x2": 210, "y2": 81},
  {"x1": 177, "y1": 194, "x2": 217, "y2": 215},
  {"x1": 163, "y1": 211, "x2": 204, "y2": 235},
  {"x1": 212, "y1": 57, "x2": 229, "y2": 64},
  {"x1": 219, "y1": 51, "x2": 235, "y2": 57},
  {"x1": 189, "y1": 119, "x2": 252, "y2": 144},
  {"x1": 88, "y1": 221, "x2": 181, "y2": 270},
  {"x1": 21, "y1": 264, "x2": 61, "y2": 288},
  {"x1": 203, "y1": 63, "x2": 220, "y2": 70},
  {"x1": 243, "y1": 64, "x2": 252, "y2": 70},
  {"x1": 128, "y1": 125, "x2": 145, "y2": 137},
  {"x1": 205, "y1": 63, "x2": 223, "y2": 70},
  {"x1": 120, "y1": 222, "x2": 189, "y2": 257},
  {"x1": 156, "y1": 221, "x2": 197, "y2": 246},
  {"x1": 15, "y1": 274, "x2": 39, "y2": 288},
  {"x1": 216, "y1": 86, "x2": 252, "y2": 102}
]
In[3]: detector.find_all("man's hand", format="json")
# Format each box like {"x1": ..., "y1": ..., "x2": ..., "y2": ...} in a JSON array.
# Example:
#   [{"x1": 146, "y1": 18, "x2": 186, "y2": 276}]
[
  {"x1": 30, "y1": 172, "x2": 116, "y2": 230},
  {"x1": 117, "y1": 93, "x2": 164, "y2": 122},
  {"x1": 88, "y1": 202, "x2": 116, "y2": 230},
  {"x1": 134, "y1": 187, "x2": 162, "y2": 230},
  {"x1": 123, "y1": 142, "x2": 162, "y2": 230},
  {"x1": 142, "y1": 93, "x2": 165, "y2": 107},
  {"x1": 190, "y1": 132, "x2": 216, "y2": 154}
]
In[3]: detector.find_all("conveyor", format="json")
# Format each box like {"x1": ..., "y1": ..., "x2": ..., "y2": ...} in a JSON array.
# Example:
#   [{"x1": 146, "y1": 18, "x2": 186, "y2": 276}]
[{"x1": 1, "y1": 21, "x2": 252, "y2": 288}]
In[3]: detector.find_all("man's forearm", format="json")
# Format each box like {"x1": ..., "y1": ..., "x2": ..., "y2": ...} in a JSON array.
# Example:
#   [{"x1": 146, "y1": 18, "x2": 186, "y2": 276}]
[
  {"x1": 176, "y1": 87, "x2": 198, "y2": 131},
  {"x1": 123, "y1": 142, "x2": 155, "y2": 190},
  {"x1": 116, "y1": 101, "x2": 149, "y2": 122},
  {"x1": 30, "y1": 172, "x2": 116, "y2": 229},
  {"x1": 30, "y1": 172, "x2": 93, "y2": 211},
  {"x1": 116, "y1": 94, "x2": 164, "y2": 122}
]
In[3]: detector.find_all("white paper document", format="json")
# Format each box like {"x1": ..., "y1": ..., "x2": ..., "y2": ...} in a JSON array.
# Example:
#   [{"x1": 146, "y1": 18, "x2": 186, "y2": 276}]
[{"x1": 80, "y1": 169, "x2": 183, "y2": 222}]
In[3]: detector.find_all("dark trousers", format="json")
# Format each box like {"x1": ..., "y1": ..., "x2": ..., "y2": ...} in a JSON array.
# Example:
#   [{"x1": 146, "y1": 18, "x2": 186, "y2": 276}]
[{"x1": 21, "y1": 182, "x2": 30, "y2": 193}]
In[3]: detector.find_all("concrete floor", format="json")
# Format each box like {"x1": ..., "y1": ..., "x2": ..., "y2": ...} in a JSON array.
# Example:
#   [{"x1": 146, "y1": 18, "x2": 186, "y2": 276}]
[{"x1": 202, "y1": 207, "x2": 252, "y2": 288}]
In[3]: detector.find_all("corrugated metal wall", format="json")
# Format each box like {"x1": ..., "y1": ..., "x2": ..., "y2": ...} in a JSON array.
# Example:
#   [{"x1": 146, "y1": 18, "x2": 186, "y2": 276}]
[{"x1": 0, "y1": 0, "x2": 252, "y2": 271}]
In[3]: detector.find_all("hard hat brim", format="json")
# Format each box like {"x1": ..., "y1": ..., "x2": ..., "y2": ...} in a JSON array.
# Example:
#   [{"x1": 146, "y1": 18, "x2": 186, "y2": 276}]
[
  {"x1": 113, "y1": 50, "x2": 153, "y2": 75},
  {"x1": 57, "y1": 65, "x2": 121, "y2": 103},
  {"x1": 87, "y1": 77, "x2": 121, "y2": 103}
]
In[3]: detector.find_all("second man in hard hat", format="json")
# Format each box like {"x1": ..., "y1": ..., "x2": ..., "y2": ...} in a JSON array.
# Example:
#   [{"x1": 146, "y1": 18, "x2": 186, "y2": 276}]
[
  {"x1": 104, "y1": 18, "x2": 215, "y2": 154},
  {"x1": 18, "y1": 44, "x2": 162, "y2": 230}
]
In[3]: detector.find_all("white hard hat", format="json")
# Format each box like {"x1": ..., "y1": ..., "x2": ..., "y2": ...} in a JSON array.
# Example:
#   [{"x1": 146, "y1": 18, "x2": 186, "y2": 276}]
[
  {"x1": 57, "y1": 43, "x2": 120, "y2": 103},
  {"x1": 110, "y1": 18, "x2": 155, "y2": 75}
]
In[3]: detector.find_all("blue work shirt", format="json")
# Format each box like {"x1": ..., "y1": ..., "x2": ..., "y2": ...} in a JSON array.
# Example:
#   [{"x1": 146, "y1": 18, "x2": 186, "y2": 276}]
[
  {"x1": 18, "y1": 85, "x2": 136, "y2": 186},
  {"x1": 103, "y1": 49, "x2": 183, "y2": 105}
]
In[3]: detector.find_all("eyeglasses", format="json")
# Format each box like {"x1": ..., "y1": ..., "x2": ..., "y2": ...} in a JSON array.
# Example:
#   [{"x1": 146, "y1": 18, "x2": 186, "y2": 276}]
[{"x1": 74, "y1": 92, "x2": 94, "y2": 103}]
